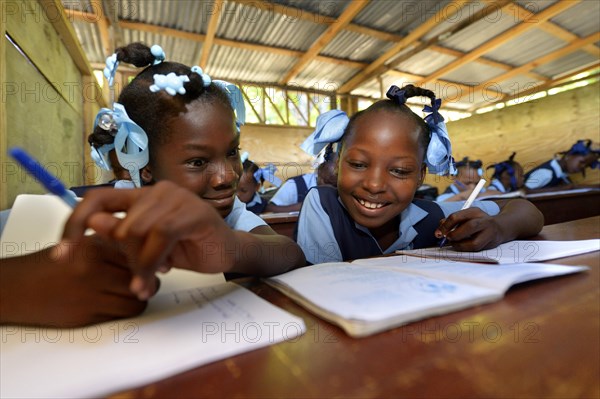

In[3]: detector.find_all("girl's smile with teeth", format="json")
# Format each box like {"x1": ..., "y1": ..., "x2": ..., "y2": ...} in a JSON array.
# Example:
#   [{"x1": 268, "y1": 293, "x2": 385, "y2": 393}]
[{"x1": 356, "y1": 197, "x2": 386, "y2": 209}]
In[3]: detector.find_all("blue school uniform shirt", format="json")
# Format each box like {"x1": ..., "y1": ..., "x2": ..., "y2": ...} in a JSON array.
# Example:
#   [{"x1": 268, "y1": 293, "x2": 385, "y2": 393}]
[
  {"x1": 488, "y1": 178, "x2": 506, "y2": 192},
  {"x1": 269, "y1": 173, "x2": 317, "y2": 206},
  {"x1": 524, "y1": 159, "x2": 570, "y2": 189},
  {"x1": 244, "y1": 192, "x2": 268, "y2": 215},
  {"x1": 297, "y1": 186, "x2": 500, "y2": 265}
]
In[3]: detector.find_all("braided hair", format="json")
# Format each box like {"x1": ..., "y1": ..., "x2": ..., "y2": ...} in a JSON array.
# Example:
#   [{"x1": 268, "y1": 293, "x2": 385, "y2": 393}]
[
  {"x1": 341, "y1": 84, "x2": 435, "y2": 157},
  {"x1": 487, "y1": 152, "x2": 521, "y2": 190},
  {"x1": 88, "y1": 42, "x2": 233, "y2": 156}
]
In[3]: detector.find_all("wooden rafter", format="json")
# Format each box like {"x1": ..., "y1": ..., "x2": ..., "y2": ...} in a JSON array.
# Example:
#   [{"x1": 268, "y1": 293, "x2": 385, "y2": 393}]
[
  {"x1": 512, "y1": 3, "x2": 599, "y2": 58},
  {"x1": 264, "y1": 88, "x2": 287, "y2": 124},
  {"x1": 198, "y1": 0, "x2": 223, "y2": 68},
  {"x1": 416, "y1": 1, "x2": 581, "y2": 86},
  {"x1": 468, "y1": 63, "x2": 600, "y2": 112},
  {"x1": 465, "y1": 32, "x2": 600, "y2": 102},
  {"x1": 338, "y1": 0, "x2": 470, "y2": 93},
  {"x1": 240, "y1": 88, "x2": 264, "y2": 124},
  {"x1": 279, "y1": 0, "x2": 369, "y2": 84},
  {"x1": 89, "y1": 0, "x2": 110, "y2": 56},
  {"x1": 287, "y1": 93, "x2": 309, "y2": 125}
]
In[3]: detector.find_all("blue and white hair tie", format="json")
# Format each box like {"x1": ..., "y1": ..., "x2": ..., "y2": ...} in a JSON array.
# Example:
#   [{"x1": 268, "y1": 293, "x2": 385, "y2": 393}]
[
  {"x1": 386, "y1": 85, "x2": 455, "y2": 176},
  {"x1": 300, "y1": 109, "x2": 349, "y2": 157},
  {"x1": 92, "y1": 104, "x2": 149, "y2": 188},
  {"x1": 192, "y1": 66, "x2": 212, "y2": 87},
  {"x1": 150, "y1": 73, "x2": 190, "y2": 96},
  {"x1": 151, "y1": 45, "x2": 166, "y2": 65},
  {"x1": 103, "y1": 54, "x2": 118, "y2": 87}
]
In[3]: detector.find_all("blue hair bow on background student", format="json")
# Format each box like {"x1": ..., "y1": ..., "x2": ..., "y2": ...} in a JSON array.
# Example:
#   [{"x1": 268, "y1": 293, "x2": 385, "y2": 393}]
[
  {"x1": 254, "y1": 163, "x2": 282, "y2": 188},
  {"x1": 300, "y1": 109, "x2": 349, "y2": 157},
  {"x1": 564, "y1": 139, "x2": 600, "y2": 169}
]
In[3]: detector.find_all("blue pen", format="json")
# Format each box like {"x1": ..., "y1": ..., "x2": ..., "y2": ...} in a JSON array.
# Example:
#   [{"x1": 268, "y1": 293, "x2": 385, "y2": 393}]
[{"x1": 9, "y1": 147, "x2": 78, "y2": 208}]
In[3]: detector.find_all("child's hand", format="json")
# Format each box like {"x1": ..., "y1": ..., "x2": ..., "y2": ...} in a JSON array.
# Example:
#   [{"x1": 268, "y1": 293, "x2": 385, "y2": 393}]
[
  {"x1": 63, "y1": 181, "x2": 238, "y2": 299},
  {"x1": 0, "y1": 235, "x2": 151, "y2": 327},
  {"x1": 435, "y1": 207, "x2": 504, "y2": 251}
]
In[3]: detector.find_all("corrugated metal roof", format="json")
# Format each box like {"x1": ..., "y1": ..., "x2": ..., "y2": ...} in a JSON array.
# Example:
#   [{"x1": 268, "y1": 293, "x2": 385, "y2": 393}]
[
  {"x1": 486, "y1": 28, "x2": 568, "y2": 68},
  {"x1": 60, "y1": 0, "x2": 599, "y2": 112},
  {"x1": 440, "y1": 9, "x2": 520, "y2": 53},
  {"x1": 321, "y1": 30, "x2": 394, "y2": 62},
  {"x1": 550, "y1": 0, "x2": 600, "y2": 37}
]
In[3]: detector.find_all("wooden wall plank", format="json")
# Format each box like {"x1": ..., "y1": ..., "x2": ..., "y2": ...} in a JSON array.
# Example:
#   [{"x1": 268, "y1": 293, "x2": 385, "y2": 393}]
[
  {"x1": 426, "y1": 82, "x2": 600, "y2": 192},
  {"x1": 5, "y1": 0, "x2": 82, "y2": 115},
  {"x1": 1, "y1": 19, "x2": 7, "y2": 209},
  {"x1": 4, "y1": 42, "x2": 84, "y2": 207}
]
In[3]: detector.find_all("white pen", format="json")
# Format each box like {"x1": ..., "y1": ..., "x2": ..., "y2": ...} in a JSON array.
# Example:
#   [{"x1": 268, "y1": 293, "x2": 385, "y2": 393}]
[{"x1": 439, "y1": 178, "x2": 486, "y2": 247}]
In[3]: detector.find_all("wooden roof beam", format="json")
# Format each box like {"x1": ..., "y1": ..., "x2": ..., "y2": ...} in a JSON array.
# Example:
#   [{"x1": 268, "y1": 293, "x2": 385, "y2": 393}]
[
  {"x1": 279, "y1": 0, "x2": 369, "y2": 84},
  {"x1": 338, "y1": 0, "x2": 470, "y2": 94},
  {"x1": 198, "y1": 0, "x2": 223, "y2": 69},
  {"x1": 417, "y1": 1, "x2": 581, "y2": 86}
]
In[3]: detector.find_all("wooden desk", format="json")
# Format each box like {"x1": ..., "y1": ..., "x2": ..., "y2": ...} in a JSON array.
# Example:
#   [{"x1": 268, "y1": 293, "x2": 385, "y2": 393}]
[
  {"x1": 112, "y1": 217, "x2": 599, "y2": 398},
  {"x1": 526, "y1": 188, "x2": 600, "y2": 225},
  {"x1": 260, "y1": 212, "x2": 298, "y2": 238}
]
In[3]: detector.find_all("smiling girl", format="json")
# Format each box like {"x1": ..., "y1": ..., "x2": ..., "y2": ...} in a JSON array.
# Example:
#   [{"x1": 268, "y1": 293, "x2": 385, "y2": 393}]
[
  {"x1": 64, "y1": 43, "x2": 305, "y2": 298},
  {"x1": 296, "y1": 85, "x2": 543, "y2": 264}
]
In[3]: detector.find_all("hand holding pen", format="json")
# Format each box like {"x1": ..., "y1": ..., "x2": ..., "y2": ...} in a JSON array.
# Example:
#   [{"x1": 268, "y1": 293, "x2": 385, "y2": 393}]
[{"x1": 438, "y1": 178, "x2": 486, "y2": 247}]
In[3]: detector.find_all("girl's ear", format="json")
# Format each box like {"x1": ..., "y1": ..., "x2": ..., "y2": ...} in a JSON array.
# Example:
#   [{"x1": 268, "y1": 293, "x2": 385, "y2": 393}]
[{"x1": 141, "y1": 166, "x2": 153, "y2": 184}]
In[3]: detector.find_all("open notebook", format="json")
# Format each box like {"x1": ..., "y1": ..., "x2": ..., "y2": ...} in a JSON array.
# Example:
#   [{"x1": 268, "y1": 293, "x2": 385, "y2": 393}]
[
  {"x1": 267, "y1": 255, "x2": 587, "y2": 338},
  {"x1": 0, "y1": 195, "x2": 306, "y2": 398},
  {"x1": 396, "y1": 239, "x2": 600, "y2": 264}
]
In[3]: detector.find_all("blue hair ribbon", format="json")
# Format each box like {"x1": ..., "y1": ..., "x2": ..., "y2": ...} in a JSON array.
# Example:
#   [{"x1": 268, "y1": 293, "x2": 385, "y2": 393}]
[
  {"x1": 253, "y1": 163, "x2": 282, "y2": 187},
  {"x1": 92, "y1": 104, "x2": 149, "y2": 188},
  {"x1": 565, "y1": 140, "x2": 600, "y2": 169},
  {"x1": 300, "y1": 109, "x2": 349, "y2": 157},
  {"x1": 386, "y1": 85, "x2": 455, "y2": 176}
]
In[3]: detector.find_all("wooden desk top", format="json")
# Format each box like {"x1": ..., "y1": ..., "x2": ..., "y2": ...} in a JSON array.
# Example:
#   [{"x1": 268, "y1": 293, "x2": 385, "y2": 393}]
[{"x1": 112, "y1": 217, "x2": 599, "y2": 399}]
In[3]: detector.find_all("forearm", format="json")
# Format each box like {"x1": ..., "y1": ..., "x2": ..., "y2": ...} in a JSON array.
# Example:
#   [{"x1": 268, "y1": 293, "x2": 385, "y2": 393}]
[
  {"x1": 227, "y1": 231, "x2": 306, "y2": 276},
  {"x1": 495, "y1": 199, "x2": 544, "y2": 241}
]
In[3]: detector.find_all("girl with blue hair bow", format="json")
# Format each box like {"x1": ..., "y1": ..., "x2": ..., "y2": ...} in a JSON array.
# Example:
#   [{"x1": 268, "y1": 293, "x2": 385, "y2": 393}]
[
  {"x1": 296, "y1": 84, "x2": 543, "y2": 265},
  {"x1": 524, "y1": 139, "x2": 600, "y2": 190},
  {"x1": 64, "y1": 42, "x2": 305, "y2": 299},
  {"x1": 237, "y1": 155, "x2": 282, "y2": 214},
  {"x1": 487, "y1": 152, "x2": 525, "y2": 193},
  {"x1": 436, "y1": 157, "x2": 486, "y2": 202}
]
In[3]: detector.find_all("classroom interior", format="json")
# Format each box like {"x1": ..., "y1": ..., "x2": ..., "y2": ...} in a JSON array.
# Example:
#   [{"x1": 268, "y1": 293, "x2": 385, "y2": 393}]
[
  {"x1": 1, "y1": 0, "x2": 599, "y2": 209},
  {"x1": 1, "y1": 1, "x2": 599, "y2": 397}
]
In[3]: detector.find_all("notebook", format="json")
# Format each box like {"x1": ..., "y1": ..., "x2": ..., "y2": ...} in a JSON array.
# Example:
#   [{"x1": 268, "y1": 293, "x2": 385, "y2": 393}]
[
  {"x1": 0, "y1": 195, "x2": 306, "y2": 398},
  {"x1": 396, "y1": 239, "x2": 600, "y2": 264},
  {"x1": 267, "y1": 255, "x2": 587, "y2": 338}
]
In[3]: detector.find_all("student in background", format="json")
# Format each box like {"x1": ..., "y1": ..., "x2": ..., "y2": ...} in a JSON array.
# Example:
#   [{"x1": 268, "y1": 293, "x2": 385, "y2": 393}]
[
  {"x1": 316, "y1": 151, "x2": 338, "y2": 187},
  {"x1": 265, "y1": 109, "x2": 348, "y2": 212},
  {"x1": 524, "y1": 139, "x2": 600, "y2": 190},
  {"x1": 70, "y1": 148, "x2": 135, "y2": 197},
  {"x1": 436, "y1": 157, "x2": 485, "y2": 202},
  {"x1": 237, "y1": 156, "x2": 281, "y2": 214},
  {"x1": 487, "y1": 152, "x2": 525, "y2": 193},
  {"x1": 296, "y1": 85, "x2": 543, "y2": 264},
  {"x1": 59, "y1": 42, "x2": 305, "y2": 299},
  {"x1": 265, "y1": 171, "x2": 316, "y2": 213}
]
